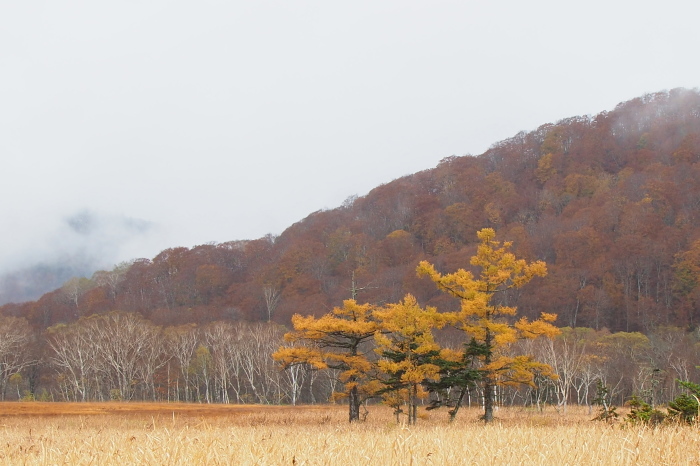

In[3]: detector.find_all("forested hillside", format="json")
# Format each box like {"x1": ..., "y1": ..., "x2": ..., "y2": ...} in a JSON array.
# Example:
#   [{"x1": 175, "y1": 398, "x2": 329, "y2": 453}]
[
  {"x1": 5, "y1": 88, "x2": 700, "y2": 333},
  {"x1": 1, "y1": 88, "x2": 700, "y2": 406}
]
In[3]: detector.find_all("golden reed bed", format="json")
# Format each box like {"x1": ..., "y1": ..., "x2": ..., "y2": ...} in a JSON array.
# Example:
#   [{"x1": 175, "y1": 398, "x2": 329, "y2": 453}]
[{"x1": 0, "y1": 403, "x2": 696, "y2": 465}]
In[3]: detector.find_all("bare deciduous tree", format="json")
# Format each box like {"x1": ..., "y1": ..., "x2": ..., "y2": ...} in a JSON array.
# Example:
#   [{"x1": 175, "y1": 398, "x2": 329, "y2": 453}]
[
  {"x1": 165, "y1": 324, "x2": 199, "y2": 402},
  {"x1": 263, "y1": 285, "x2": 281, "y2": 322},
  {"x1": 0, "y1": 316, "x2": 35, "y2": 400}
]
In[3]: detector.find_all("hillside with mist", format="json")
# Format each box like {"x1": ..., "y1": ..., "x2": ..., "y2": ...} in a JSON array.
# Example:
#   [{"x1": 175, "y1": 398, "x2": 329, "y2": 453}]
[
  {"x1": 0, "y1": 211, "x2": 153, "y2": 304},
  {"x1": 4, "y1": 88, "x2": 700, "y2": 332}
]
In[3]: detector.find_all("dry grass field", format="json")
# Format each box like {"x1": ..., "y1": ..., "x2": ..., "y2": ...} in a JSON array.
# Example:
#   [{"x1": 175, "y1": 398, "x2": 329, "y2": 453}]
[{"x1": 0, "y1": 402, "x2": 697, "y2": 465}]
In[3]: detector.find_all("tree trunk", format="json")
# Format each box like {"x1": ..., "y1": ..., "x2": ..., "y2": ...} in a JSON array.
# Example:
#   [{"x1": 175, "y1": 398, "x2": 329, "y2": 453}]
[
  {"x1": 449, "y1": 385, "x2": 468, "y2": 423},
  {"x1": 349, "y1": 384, "x2": 360, "y2": 422},
  {"x1": 410, "y1": 383, "x2": 417, "y2": 425},
  {"x1": 483, "y1": 379, "x2": 495, "y2": 422},
  {"x1": 483, "y1": 329, "x2": 495, "y2": 423}
]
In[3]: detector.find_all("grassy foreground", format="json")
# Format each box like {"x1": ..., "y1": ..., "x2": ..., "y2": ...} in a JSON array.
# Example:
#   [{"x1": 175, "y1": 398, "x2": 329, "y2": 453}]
[{"x1": 0, "y1": 403, "x2": 697, "y2": 465}]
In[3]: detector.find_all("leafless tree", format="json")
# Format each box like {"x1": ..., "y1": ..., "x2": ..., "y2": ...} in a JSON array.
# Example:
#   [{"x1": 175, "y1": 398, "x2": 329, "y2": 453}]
[
  {"x1": 47, "y1": 321, "x2": 100, "y2": 401},
  {"x1": 93, "y1": 261, "x2": 132, "y2": 303},
  {"x1": 135, "y1": 326, "x2": 169, "y2": 401},
  {"x1": 90, "y1": 312, "x2": 161, "y2": 400},
  {"x1": 203, "y1": 321, "x2": 240, "y2": 403},
  {"x1": 0, "y1": 316, "x2": 35, "y2": 400},
  {"x1": 238, "y1": 322, "x2": 286, "y2": 403},
  {"x1": 165, "y1": 324, "x2": 199, "y2": 402},
  {"x1": 542, "y1": 329, "x2": 590, "y2": 413},
  {"x1": 61, "y1": 277, "x2": 93, "y2": 316},
  {"x1": 263, "y1": 285, "x2": 281, "y2": 322}
]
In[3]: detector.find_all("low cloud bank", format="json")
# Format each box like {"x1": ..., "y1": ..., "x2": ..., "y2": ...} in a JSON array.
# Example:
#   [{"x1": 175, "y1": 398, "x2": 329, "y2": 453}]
[{"x1": 0, "y1": 210, "x2": 156, "y2": 304}]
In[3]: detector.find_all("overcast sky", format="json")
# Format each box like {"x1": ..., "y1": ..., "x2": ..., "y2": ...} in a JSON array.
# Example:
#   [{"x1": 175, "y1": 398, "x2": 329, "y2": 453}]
[{"x1": 2, "y1": 0, "x2": 700, "y2": 276}]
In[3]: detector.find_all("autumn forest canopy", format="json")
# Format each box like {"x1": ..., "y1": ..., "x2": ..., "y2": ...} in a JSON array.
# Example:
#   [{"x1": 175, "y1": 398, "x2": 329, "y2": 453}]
[{"x1": 2, "y1": 89, "x2": 700, "y2": 413}]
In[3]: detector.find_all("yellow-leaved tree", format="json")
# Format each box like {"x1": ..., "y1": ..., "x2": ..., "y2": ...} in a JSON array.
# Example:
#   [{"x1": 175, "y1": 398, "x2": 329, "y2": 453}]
[
  {"x1": 272, "y1": 300, "x2": 381, "y2": 422},
  {"x1": 373, "y1": 294, "x2": 449, "y2": 424},
  {"x1": 417, "y1": 228, "x2": 560, "y2": 422}
]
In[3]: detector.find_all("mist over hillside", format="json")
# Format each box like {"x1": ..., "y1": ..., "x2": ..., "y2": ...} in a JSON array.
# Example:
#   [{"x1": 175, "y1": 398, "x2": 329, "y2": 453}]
[{"x1": 0, "y1": 211, "x2": 153, "y2": 304}]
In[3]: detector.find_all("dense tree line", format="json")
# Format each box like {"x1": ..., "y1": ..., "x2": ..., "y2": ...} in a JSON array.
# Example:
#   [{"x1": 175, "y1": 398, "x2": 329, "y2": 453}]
[
  {"x1": 1, "y1": 313, "x2": 700, "y2": 414},
  {"x1": 4, "y1": 313, "x2": 327, "y2": 404}
]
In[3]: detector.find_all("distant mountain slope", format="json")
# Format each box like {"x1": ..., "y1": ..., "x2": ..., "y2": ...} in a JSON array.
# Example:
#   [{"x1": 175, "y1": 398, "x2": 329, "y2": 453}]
[
  {"x1": 4, "y1": 88, "x2": 700, "y2": 332},
  {"x1": 0, "y1": 260, "x2": 95, "y2": 304}
]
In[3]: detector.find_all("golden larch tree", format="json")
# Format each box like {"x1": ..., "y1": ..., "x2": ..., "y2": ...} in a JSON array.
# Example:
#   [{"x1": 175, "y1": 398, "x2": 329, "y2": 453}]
[
  {"x1": 373, "y1": 294, "x2": 449, "y2": 424},
  {"x1": 272, "y1": 300, "x2": 381, "y2": 422},
  {"x1": 417, "y1": 228, "x2": 560, "y2": 422}
]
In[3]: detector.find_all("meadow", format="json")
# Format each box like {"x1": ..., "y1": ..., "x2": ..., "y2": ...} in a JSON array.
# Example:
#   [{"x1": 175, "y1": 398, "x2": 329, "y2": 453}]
[{"x1": 0, "y1": 402, "x2": 697, "y2": 465}]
